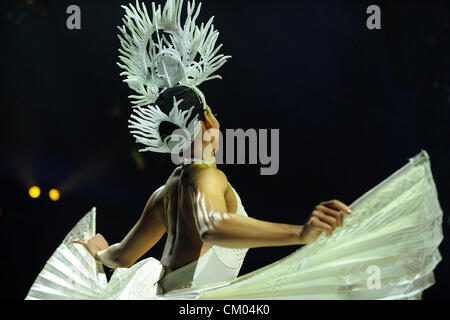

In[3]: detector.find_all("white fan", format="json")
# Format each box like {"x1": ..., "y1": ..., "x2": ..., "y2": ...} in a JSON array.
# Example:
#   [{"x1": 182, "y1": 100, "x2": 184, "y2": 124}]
[
  {"x1": 25, "y1": 151, "x2": 444, "y2": 300},
  {"x1": 25, "y1": 208, "x2": 107, "y2": 300}
]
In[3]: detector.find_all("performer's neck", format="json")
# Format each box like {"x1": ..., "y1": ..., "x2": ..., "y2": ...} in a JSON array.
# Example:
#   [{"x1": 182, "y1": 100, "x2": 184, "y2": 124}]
[{"x1": 183, "y1": 150, "x2": 217, "y2": 168}]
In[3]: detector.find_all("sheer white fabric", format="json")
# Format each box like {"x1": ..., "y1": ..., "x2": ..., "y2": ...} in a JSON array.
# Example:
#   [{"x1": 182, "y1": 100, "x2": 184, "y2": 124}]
[
  {"x1": 25, "y1": 150, "x2": 444, "y2": 300},
  {"x1": 25, "y1": 184, "x2": 249, "y2": 300}
]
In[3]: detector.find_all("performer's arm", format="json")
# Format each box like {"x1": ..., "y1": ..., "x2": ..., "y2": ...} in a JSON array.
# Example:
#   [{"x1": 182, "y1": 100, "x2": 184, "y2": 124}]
[
  {"x1": 74, "y1": 187, "x2": 166, "y2": 269},
  {"x1": 195, "y1": 169, "x2": 351, "y2": 249}
]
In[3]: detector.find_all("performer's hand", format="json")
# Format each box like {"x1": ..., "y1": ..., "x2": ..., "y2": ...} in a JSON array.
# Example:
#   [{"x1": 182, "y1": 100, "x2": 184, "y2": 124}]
[
  {"x1": 300, "y1": 200, "x2": 352, "y2": 244},
  {"x1": 72, "y1": 234, "x2": 109, "y2": 260}
]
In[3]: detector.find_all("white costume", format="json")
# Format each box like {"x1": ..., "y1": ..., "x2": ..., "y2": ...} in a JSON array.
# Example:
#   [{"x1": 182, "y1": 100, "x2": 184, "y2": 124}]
[
  {"x1": 25, "y1": 0, "x2": 443, "y2": 299},
  {"x1": 26, "y1": 151, "x2": 443, "y2": 299}
]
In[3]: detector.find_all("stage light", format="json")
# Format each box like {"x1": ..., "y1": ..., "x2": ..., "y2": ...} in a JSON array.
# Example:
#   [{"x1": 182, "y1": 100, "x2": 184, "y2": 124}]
[
  {"x1": 49, "y1": 189, "x2": 60, "y2": 201},
  {"x1": 29, "y1": 186, "x2": 41, "y2": 198}
]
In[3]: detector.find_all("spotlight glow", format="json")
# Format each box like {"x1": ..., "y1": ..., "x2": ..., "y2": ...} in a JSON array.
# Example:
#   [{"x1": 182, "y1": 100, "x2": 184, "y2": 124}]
[
  {"x1": 49, "y1": 189, "x2": 60, "y2": 201},
  {"x1": 29, "y1": 186, "x2": 41, "y2": 198}
]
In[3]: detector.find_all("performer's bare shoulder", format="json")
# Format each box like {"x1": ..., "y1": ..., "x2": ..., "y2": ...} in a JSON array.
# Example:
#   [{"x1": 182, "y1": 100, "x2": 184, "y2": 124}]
[{"x1": 195, "y1": 166, "x2": 238, "y2": 215}]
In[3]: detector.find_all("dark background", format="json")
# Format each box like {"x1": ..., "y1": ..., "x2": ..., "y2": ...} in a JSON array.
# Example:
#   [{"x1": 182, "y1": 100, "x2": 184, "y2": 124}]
[{"x1": 0, "y1": 0, "x2": 449, "y2": 300}]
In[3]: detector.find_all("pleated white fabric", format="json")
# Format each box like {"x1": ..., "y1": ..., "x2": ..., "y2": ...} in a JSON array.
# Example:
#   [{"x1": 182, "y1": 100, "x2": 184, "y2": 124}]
[
  {"x1": 25, "y1": 150, "x2": 444, "y2": 300},
  {"x1": 25, "y1": 209, "x2": 108, "y2": 299}
]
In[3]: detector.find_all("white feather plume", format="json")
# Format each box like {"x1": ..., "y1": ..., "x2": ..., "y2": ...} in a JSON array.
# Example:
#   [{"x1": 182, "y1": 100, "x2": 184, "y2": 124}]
[
  {"x1": 117, "y1": 0, "x2": 231, "y2": 107},
  {"x1": 128, "y1": 97, "x2": 201, "y2": 153}
]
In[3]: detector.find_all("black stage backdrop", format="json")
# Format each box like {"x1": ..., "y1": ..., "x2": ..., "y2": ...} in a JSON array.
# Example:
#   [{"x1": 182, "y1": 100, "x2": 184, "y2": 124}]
[{"x1": 0, "y1": 0, "x2": 449, "y2": 300}]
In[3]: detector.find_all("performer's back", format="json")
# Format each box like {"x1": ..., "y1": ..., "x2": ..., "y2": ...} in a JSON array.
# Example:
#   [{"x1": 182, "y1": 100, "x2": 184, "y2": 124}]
[{"x1": 157, "y1": 163, "x2": 234, "y2": 275}]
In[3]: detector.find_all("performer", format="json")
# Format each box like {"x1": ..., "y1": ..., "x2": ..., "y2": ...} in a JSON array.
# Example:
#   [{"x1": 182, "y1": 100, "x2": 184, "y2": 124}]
[
  {"x1": 25, "y1": 0, "x2": 443, "y2": 300},
  {"x1": 73, "y1": 85, "x2": 352, "y2": 290}
]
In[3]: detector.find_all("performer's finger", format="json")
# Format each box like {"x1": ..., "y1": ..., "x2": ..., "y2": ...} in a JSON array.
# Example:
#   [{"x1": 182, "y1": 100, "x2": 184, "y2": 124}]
[
  {"x1": 72, "y1": 240, "x2": 86, "y2": 245},
  {"x1": 316, "y1": 205, "x2": 341, "y2": 219},
  {"x1": 338, "y1": 211, "x2": 344, "y2": 227},
  {"x1": 329, "y1": 209, "x2": 344, "y2": 227},
  {"x1": 321, "y1": 200, "x2": 352, "y2": 215},
  {"x1": 312, "y1": 210, "x2": 337, "y2": 230},
  {"x1": 315, "y1": 210, "x2": 337, "y2": 230},
  {"x1": 309, "y1": 216, "x2": 333, "y2": 232}
]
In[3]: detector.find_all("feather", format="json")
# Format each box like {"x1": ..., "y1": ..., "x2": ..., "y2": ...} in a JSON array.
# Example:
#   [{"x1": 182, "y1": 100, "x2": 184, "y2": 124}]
[{"x1": 117, "y1": 0, "x2": 231, "y2": 107}]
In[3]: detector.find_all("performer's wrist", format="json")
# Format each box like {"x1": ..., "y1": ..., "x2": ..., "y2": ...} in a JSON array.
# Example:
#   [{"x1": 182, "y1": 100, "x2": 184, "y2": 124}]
[
  {"x1": 282, "y1": 224, "x2": 305, "y2": 245},
  {"x1": 295, "y1": 225, "x2": 306, "y2": 245}
]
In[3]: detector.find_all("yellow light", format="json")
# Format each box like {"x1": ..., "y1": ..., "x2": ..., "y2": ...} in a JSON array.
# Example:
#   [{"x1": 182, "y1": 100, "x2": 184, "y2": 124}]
[
  {"x1": 29, "y1": 186, "x2": 41, "y2": 198},
  {"x1": 49, "y1": 189, "x2": 60, "y2": 201}
]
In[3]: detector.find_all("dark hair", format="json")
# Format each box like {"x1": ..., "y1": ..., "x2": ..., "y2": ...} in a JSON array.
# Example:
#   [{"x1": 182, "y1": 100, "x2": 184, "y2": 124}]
[{"x1": 154, "y1": 85, "x2": 205, "y2": 141}]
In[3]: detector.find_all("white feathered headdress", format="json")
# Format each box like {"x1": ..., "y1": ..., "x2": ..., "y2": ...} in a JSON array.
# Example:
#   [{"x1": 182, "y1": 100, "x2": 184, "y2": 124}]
[{"x1": 118, "y1": 0, "x2": 230, "y2": 153}]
